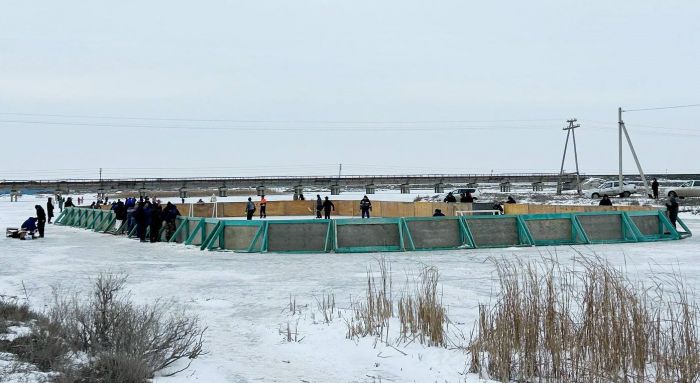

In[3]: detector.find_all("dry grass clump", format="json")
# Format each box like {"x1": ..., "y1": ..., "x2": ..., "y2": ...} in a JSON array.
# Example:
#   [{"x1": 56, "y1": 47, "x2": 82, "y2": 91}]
[
  {"x1": 398, "y1": 267, "x2": 447, "y2": 347},
  {"x1": 346, "y1": 258, "x2": 394, "y2": 343},
  {"x1": 468, "y1": 254, "x2": 700, "y2": 383},
  {"x1": 1, "y1": 273, "x2": 206, "y2": 382},
  {"x1": 346, "y1": 258, "x2": 448, "y2": 347},
  {"x1": 51, "y1": 273, "x2": 207, "y2": 379}
]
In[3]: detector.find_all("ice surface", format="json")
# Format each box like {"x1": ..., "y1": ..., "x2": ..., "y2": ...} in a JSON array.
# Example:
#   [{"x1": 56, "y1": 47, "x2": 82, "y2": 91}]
[{"x1": 1, "y1": 194, "x2": 698, "y2": 382}]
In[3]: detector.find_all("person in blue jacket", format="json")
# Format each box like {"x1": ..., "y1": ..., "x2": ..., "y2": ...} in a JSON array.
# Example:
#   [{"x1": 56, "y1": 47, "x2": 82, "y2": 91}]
[{"x1": 21, "y1": 217, "x2": 38, "y2": 232}]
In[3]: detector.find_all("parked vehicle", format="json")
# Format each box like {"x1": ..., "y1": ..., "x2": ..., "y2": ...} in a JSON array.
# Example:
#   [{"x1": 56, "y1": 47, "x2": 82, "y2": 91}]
[
  {"x1": 586, "y1": 181, "x2": 637, "y2": 199},
  {"x1": 665, "y1": 180, "x2": 700, "y2": 198},
  {"x1": 448, "y1": 188, "x2": 482, "y2": 200}
]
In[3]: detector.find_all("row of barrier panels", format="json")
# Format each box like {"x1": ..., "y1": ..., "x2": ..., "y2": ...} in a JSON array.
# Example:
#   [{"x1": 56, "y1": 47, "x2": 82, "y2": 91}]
[
  {"x1": 99, "y1": 201, "x2": 475, "y2": 218},
  {"x1": 56, "y1": 207, "x2": 692, "y2": 253},
  {"x1": 96, "y1": 201, "x2": 658, "y2": 219}
]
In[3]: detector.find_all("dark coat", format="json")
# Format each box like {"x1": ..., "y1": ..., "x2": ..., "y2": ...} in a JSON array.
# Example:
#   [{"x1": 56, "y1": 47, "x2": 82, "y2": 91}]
[
  {"x1": 36, "y1": 206, "x2": 46, "y2": 221},
  {"x1": 599, "y1": 198, "x2": 613, "y2": 206},
  {"x1": 666, "y1": 198, "x2": 679, "y2": 217},
  {"x1": 47, "y1": 201, "x2": 55, "y2": 217},
  {"x1": 162, "y1": 204, "x2": 181, "y2": 222},
  {"x1": 22, "y1": 217, "x2": 38, "y2": 231},
  {"x1": 150, "y1": 205, "x2": 162, "y2": 226},
  {"x1": 323, "y1": 200, "x2": 335, "y2": 212},
  {"x1": 64, "y1": 199, "x2": 74, "y2": 208},
  {"x1": 444, "y1": 193, "x2": 457, "y2": 203}
]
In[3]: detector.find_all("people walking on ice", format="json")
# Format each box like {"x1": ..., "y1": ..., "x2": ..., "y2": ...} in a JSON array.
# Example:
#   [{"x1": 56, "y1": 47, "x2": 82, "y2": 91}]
[
  {"x1": 322, "y1": 197, "x2": 335, "y2": 219},
  {"x1": 259, "y1": 195, "x2": 268, "y2": 219},
  {"x1": 315, "y1": 195, "x2": 323, "y2": 218},
  {"x1": 47, "y1": 197, "x2": 55, "y2": 224},
  {"x1": 35, "y1": 205, "x2": 46, "y2": 238},
  {"x1": 246, "y1": 197, "x2": 256, "y2": 220},
  {"x1": 360, "y1": 196, "x2": 372, "y2": 218}
]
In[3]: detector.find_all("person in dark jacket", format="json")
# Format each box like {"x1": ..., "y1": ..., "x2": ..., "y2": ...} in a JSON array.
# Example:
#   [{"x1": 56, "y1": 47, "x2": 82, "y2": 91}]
[
  {"x1": 149, "y1": 202, "x2": 163, "y2": 242},
  {"x1": 652, "y1": 178, "x2": 660, "y2": 199},
  {"x1": 162, "y1": 202, "x2": 181, "y2": 241},
  {"x1": 35, "y1": 205, "x2": 46, "y2": 238},
  {"x1": 64, "y1": 197, "x2": 74, "y2": 208},
  {"x1": 666, "y1": 195, "x2": 679, "y2": 228},
  {"x1": 315, "y1": 195, "x2": 323, "y2": 219},
  {"x1": 114, "y1": 200, "x2": 127, "y2": 231},
  {"x1": 322, "y1": 197, "x2": 335, "y2": 219},
  {"x1": 599, "y1": 194, "x2": 613, "y2": 206},
  {"x1": 360, "y1": 196, "x2": 372, "y2": 219},
  {"x1": 134, "y1": 202, "x2": 147, "y2": 242},
  {"x1": 506, "y1": 196, "x2": 516, "y2": 204},
  {"x1": 443, "y1": 192, "x2": 457, "y2": 203},
  {"x1": 433, "y1": 209, "x2": 445, "y2": 217},
  {"x1": 245, "y1": 197, "x2": 256, "y2": 220},
  {"x1": 47, "y1": 197, "x2": 55, "y2": 223}
]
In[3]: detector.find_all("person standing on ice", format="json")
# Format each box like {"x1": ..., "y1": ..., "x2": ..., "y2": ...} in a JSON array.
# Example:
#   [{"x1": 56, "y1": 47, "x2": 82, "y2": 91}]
[
  {"x1": 135, "y1": 202, "x2": 148, "y2": 242},
  {"x1": 47, "y1": 197, "x2": 55, "y2": 224},
  {"x1": 315, "y1": 195, "x2": 323, "y2": 218},
  {"x1": 57, "y1": 195, "x2": 64, "y2": 212},
  {"x1": 259, "y1": 195, "x2": 268, "y2": 219},
  {"x1": 322, "y1": 196, "x2": 335, "y2": 219},
  {"x1": 35, "y1": 205, "x2": 47, "y2": 238},
  {"x1": 666, "y1": 195, "x2": 679, "y2": 228},
  {"x1": 162, "y1": 202, "x2": 181, "y2": 240},
  {"x1": 599, "y1": 194, "x2": 613, "y2": 206},
  {"x1": 149, "y1": 202, "x2": 163, "y2": 242},
  {"x1": 64, "y1": 197, "x2": 74, "y2": 208},
  {"x1": 652, "y1": 178, "x2": 660, "y2": 199},
  {"x1": 360, "y1": 196, "x2": 372, "y2": 219},
  {"x1": 443, "y1": 192, "x2": 457, "y2": 203},
  {"x1": 245, "y1": 197, "x2": 256, "y2": 220}
]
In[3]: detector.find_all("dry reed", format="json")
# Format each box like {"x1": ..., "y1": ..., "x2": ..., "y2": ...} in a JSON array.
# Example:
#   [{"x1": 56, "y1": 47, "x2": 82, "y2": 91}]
[{"x1": 469, "y1": 253, "x2": 700, "y2": 383}]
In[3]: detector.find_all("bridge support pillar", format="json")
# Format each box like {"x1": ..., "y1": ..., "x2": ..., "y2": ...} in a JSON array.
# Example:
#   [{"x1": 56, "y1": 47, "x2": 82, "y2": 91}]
[
  {"x1": 97, "y1": 188, "x2": 105, "y2": 200},
  {"x1": 179, "y1": 187, "x2": 189, "y2": 199},
  {"x1": 256, "y1": 186, "x2": 266, "y2": 196},
  {"x1": 400, "y1": 184, "x2": 411, "y2": 194},
  {"x1": 365, "y1": 184, "x2": 376, "y2": 195},
  {"x1": 10, "y1": 189, "x2": 19, "y2": 202},
  {"x1": 293, "y1": 185, "x2": 304, "y2": 200},
  {"x1": 532, "y1": 182, "x2": 544, "y2": 192},
  {"x1": 218, "y1": 186, "x2": 228, "y2": 198},
  {"x1": 139, "y1": 188, "x2": 148, "y2": 199},
  {"x1": 500, "y1": 182, "x2": 512, "y2": 193},
  {"x1": 467, "y1": 182, "x2": 479, "y2": 188},
  {"x1": 330, "y1": 185, "x2": 341, "y2": 195},
  {"x1": 434, "y1": 183, "x2": 444, "y2": 193}
]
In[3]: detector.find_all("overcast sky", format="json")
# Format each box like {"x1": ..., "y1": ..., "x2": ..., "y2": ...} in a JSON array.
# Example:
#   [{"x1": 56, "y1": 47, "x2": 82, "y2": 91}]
[{"x1": 1, "y1": 1, "x2": 699, "y2": 180}]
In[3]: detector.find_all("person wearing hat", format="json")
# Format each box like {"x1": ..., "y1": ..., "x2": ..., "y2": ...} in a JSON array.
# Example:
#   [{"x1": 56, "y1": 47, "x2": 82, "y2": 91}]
[{"x1": 433, "y1": 209, "x2": 445, "y2": 217}]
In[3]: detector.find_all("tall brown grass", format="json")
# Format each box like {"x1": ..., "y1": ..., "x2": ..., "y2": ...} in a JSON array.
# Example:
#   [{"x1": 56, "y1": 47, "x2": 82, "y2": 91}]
[
  {"x1": 346, "y1": 258, "x2": 448, "y2": 347},
  {"x1": 468, "y1": 254, "x2": 700, "y2": 383}
]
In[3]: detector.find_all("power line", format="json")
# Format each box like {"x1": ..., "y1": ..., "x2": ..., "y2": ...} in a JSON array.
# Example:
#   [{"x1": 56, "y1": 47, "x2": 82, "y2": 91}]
[
  {"x1": 0, "y1": 119, "x2": 561, "y2": 132},
  {"x1": 0, "y1": 112, "x2": 564, "y2": 124},
  {"x1": 623, "y1": 103, "x2": 700, "y2": 112}
]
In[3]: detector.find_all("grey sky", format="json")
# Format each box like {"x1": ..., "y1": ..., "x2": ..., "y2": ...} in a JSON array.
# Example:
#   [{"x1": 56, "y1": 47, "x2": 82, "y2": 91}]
[{"x1": 1, "y1": 1, "x2": 699, "y2": 179}]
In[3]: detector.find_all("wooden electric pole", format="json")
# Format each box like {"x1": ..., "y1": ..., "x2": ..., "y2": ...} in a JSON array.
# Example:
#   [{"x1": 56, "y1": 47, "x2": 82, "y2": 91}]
[
  {"x1": 557, "y1": 119, "x2": 582, "y2": 195},
  {"x1": 618, "y1": 107, "x2": 650, "y2": 197}
]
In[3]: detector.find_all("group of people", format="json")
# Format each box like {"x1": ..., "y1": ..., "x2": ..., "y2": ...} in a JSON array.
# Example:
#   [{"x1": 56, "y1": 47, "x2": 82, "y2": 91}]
[
  {"x1": 20, "y1": 198, "x2": 55, "y2": 238},
  {"x1": 111, "y1": 197, "x2": 182, "y2": 242}
]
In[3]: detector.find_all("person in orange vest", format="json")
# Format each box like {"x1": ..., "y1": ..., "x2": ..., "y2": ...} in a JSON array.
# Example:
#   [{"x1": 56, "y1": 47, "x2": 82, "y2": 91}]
[{"x1": 259, "y1": 195, "x2": 268, "y2": 219}]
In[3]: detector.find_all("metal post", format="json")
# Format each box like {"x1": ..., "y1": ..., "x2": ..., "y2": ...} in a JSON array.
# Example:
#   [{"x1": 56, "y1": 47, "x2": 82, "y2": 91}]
[
  {"x1": 618, "y1": 107, "x2": 624, "y2": 189},
  {"x1": 557, "y1": 129, "x2": 571, "y2": 195},
  {"x1": 621, "y1": 122, "x2": 650, "y2": 196},
  {"x1": 571, "y1": 124, "x2": 581, "y2": 195}
]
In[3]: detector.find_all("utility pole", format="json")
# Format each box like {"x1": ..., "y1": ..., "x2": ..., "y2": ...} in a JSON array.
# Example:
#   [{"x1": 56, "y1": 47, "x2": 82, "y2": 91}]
[
  {"x1": 338, "y1": 163, "x2": 342, "y2": 180},
  {"x1": 557, "y1": 119, "x2": 582, "y2": 195},
  {"x1": 618, "y1": 107, "x2": 650, "y2": 197},
  {"x1": 99, "y1": 167, "x2": 103, "y2": 182}
]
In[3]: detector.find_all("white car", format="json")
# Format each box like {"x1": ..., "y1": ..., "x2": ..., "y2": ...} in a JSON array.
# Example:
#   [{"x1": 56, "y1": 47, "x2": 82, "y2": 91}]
[
  {"x1": 665, "y1": 180, "x2": 700, "y2": 198},
  {"x1": 586, "y1": 181, "x2": 637, "y2": 199}
]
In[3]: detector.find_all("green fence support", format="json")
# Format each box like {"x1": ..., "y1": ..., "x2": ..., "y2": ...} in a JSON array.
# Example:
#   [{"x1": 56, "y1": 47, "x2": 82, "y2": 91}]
[
  {"x1": 323, "y1": 221, "x2": 333, "y2": 253},
  {"x1": 401, "y1": 218, "x2": 416, "y2": 251},
  {"x1": 247, "y1": 224, "x2": 266, "y2": 253},
  {"x1": 458, "y1": 217, "x2": 476, "y2": 248},
  {"x1": 201, "y1": 221, "x2": 224, "y2": 251},
  {"x1": 169, "y1": 218, "x2": 189, "y2": 243},
  {"x1": 184, "y1": 219, "x2": 205, "y2": 246},
  {"x1": 515, "y1": 216, "x2": 535, "y2": 246}
]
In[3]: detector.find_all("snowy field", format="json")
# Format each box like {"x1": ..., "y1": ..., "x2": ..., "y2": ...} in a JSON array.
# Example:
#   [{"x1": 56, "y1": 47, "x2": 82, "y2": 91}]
[{"x1": 1, "y1": 194, "x2": 699, "y2": 383}]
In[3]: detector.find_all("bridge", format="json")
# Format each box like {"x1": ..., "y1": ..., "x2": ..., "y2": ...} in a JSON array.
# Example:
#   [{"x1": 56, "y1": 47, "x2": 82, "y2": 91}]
[{"x1": 1, "y1": 172, "x2": 697, "y2": 196}]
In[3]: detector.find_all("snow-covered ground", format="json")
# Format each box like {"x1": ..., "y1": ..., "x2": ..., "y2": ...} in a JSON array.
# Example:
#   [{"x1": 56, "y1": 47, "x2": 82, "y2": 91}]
[{"x1": 1, "y1": 194, "x2": 699, "y2": 382}]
